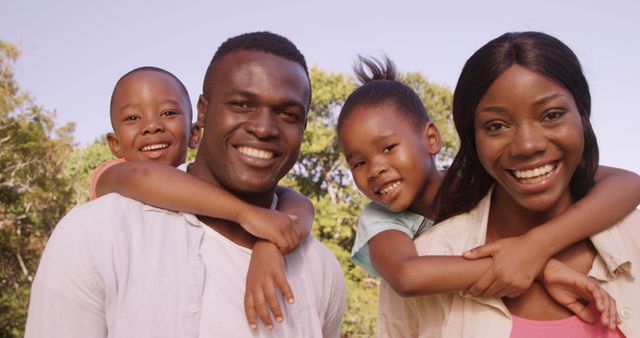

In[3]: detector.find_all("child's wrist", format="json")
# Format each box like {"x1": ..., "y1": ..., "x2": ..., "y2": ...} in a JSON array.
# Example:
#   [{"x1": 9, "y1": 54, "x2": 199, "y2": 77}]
[{"x1": 524, "y1": 227, "x2": 555, "y2": 259}]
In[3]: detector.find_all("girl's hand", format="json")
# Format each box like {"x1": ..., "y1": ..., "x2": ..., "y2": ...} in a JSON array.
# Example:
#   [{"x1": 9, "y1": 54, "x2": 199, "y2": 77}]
[
  {"x1": 244, "y1": 240, "x2": 295, "y2": 330},
  {"x1": 541, "y1": 259, "x2": 620, "y2": 329},
  {"x1": 463, "y1": 234, "x2": 549, "y2": 297},
  {"x1": 238, "y1": 207, "x2": 301, "y2": 254}
]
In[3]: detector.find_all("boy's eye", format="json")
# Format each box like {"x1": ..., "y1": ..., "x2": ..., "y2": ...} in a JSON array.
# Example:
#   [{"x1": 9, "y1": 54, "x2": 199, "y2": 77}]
[
  {"x1": 161, "y1": 110, "x2": 179, "y2": 117},
  {"x1": 383, "y1": 144, "x2": 397, "y2": 153},
  {"x1": 124, "y1": 115, "x2": 139, "y2": 121}
]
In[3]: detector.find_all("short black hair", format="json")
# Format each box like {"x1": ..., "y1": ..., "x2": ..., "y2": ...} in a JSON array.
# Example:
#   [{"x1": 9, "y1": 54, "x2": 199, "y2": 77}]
[
  {"x1": 337, "y1": 55, "x2": 431, "y2": 135},
  {"x1": 109, "y1": 66, "x2": 192, "y2": 129},
  {"x1": 202, "y1": 31, "x2": 310, "y2": 103}
]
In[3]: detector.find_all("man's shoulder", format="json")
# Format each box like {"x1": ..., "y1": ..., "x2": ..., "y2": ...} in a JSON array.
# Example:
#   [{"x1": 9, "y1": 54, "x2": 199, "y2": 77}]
[
  {"x1": 288, "y1": 236, "x2": 343, "y2": 277},
  {"x1": 296, "y1": 236, "x2": 340, "y2": 263}
]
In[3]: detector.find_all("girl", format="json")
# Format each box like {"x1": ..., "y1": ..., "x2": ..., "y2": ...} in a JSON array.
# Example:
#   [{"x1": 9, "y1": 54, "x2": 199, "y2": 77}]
[
  {"x1": 337, "y1": 55, "x2": 640, "y2": 328},
  {"x1": 376, "y1": 31, "x2": 639, "y2": 337}
]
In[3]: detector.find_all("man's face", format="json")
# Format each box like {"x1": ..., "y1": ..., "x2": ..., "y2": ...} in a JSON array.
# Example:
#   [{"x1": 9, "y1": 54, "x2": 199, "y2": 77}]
[{"x1": 194, "y1": 50, "x2": 310, "y2": 195}]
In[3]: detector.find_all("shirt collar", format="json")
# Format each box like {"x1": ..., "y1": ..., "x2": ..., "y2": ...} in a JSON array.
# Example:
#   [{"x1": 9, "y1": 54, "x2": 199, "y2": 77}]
[{"x1": 589, "y1": 224, "x2": 633, "y2": 280}]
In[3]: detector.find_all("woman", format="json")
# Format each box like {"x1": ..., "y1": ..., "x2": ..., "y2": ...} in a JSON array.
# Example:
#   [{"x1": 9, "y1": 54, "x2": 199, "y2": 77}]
[{"x1": 378, "y1": 31, "x2": 639, "y2": 337}]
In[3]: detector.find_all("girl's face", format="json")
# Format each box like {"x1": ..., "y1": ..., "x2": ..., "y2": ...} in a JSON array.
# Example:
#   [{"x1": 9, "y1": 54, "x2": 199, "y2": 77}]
[
  {"x1": 339, "y1": 103, "x2": 441, "y2": 214},
  {"x1": 474, "y1": 65, "x2": 584, "y2": 217}
]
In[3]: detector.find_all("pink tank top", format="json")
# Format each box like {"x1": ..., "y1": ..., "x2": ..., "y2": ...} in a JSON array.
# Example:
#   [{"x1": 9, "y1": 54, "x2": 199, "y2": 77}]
[{"x1": 510, "y1": 315, "x2": 625, "y2": 337}]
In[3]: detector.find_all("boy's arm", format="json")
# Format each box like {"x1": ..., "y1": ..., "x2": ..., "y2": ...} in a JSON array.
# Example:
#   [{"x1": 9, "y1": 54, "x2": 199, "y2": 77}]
[
  {"x1": 464, "y1": 165, "x2": 640, "y2": 296},
  {"x1": 245, "y1": 240, "x2": 292, "y2": 330},
  {"x1": 96, "y1": 161, "x2": 300, "y2": 252},
  {"x1": 275, "y1": 186, "x2": 313, "y2": 242}
]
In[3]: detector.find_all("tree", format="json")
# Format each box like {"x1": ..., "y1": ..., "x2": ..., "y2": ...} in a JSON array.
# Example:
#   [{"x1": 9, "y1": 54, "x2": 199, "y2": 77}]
[
  {"x1": 283, "y1": 66, "x2": 457, "y2": 337},
  {"x1": 0, "y1": 41, "x2": 77, "y2": 337}
]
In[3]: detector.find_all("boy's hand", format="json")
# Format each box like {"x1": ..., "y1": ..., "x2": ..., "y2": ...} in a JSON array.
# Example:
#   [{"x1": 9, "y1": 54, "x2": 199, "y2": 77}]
[
  {"x1": 463, "y1": 235, "x2": 548, "y2": 297},
  {"x1": 541, "y1": 259, "x2": 620, "y2": 329},
  {"x1": 238, "y1": 207, "x2": 301, "y2": 254},
  {"x1": 245, "y1": 240, "x2": 295, "y2": 330}
]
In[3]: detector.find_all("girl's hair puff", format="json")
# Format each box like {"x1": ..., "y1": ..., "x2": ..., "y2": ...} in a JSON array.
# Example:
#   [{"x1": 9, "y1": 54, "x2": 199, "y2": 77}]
[
  {"x1": 337, "y1": 55, "x2": 431, "y2": 136},
  {"x1": 436, "y1": 31, "x2": 599, "y2": 222}
]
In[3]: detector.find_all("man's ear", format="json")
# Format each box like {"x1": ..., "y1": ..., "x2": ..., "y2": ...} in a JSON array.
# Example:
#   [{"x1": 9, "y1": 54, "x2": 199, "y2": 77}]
[
  {"x1": 423, "y1": 122, "x2": 442, "y2": 155},
  {"x1": 196, "y1": 95, "x2": 208, "y2": 129},
  {"x1": 106, "y1": 132, "x2": 125, "y2": 158}
]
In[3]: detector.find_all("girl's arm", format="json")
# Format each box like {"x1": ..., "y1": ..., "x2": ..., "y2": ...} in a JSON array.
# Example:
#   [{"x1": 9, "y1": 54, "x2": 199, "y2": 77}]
[
  {"x1": 463, "y1": 165, "x2": 640, "y2": 296},
  {"x1": 369, "y1": 230, "x2": 493, "y2": 296},
  {"x1": 96, "y1": 160, "x2": 310, "y2": 252}
]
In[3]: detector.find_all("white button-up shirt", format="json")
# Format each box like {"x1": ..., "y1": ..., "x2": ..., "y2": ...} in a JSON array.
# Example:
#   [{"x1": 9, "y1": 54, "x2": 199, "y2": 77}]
[
  {"x1": 378, "y1": 191, "x2": 639, "y2": 338},
  {"x1": 25, "y1": 193, "x2": 346, "y2": 338}
]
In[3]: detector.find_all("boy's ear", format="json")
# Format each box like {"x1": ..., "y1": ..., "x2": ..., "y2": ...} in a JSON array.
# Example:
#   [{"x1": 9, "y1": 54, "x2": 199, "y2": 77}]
[
  {"x1": 423, "y1": 122, "x2": 442, "y2": 155},
  {"x1": 106, "y1": 132, "x2": 125, "y2": 158},
  {"x1": 188, "y1": 122, "x2": 202, "y2": 149}
]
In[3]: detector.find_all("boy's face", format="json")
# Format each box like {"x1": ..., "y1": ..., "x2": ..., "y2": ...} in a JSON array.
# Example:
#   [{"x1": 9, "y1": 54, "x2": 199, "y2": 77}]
[
  {"x1": 193, "y1": 50, "x2": 309, "y2": 195},
  {"x1": 107, "y1": 70, "x2": 199, "y2": 167}
]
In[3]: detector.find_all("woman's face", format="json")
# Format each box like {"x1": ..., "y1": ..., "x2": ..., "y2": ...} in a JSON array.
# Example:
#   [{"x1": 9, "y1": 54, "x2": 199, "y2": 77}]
[{"x1": 474, "y1": 65, "x2": 584, "y2": 216}]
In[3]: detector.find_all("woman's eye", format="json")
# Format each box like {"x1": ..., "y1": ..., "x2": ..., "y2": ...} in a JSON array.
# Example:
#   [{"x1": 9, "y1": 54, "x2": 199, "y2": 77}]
[
  {"x1": 484, "y1": 122, "x2": 506, "y2": 132},
  {"x1": 383, "y1": 144, "x2": 397, "y2": 153},
  {"x1": 543, "y1": 110, "x2": 565, "y2": 121}
]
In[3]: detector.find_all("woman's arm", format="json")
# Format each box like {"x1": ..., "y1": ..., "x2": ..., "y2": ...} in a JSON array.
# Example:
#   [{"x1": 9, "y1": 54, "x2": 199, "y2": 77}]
[
  {"x1": 96, "y1": 160, "x2": 306, "y2": 252},
  {"x1": 463, "y1": 165, "x2": 640, "y2": 296}
]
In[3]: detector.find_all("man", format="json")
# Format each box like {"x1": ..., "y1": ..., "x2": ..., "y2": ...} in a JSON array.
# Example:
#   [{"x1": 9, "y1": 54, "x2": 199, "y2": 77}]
[{"x1": 25, "y1": 32, "x2": 346, "y2": 338}]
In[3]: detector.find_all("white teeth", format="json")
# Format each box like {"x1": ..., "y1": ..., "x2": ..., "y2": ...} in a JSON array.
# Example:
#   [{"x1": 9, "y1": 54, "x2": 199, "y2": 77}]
[
  {"x1": 512, "y1": 163, "x2": 555, "y2": 184},
  {"x1": 237, "y1": 146, "x2": 274, "y2": 159},
  {"x1": 141, "y1": 143, "x2": 168, "y2": 151},
  {"x1": 377, "y1": 181, "x2": 401, "y2": 195}
]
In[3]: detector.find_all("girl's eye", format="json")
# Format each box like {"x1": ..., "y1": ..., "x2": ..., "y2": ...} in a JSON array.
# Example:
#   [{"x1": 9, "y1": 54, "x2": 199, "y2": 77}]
[
  {"x1": 124, "y1": 115, "x2": 139, "y2": 121},
  {"x1": 543, "y1": 110, "x2": 565, "y2": 122},
  {"x1": 351, "y1": 161, "x2": 365, "y2": 170},
  {"x1": 383, "y1": 144, "x2": 397, "y2": 153}
]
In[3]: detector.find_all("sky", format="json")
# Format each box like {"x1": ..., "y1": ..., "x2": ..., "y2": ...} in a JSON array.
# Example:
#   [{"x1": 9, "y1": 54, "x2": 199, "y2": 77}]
[{"x1": 2, "y1": 0, "x2": 639, "y2": 175}]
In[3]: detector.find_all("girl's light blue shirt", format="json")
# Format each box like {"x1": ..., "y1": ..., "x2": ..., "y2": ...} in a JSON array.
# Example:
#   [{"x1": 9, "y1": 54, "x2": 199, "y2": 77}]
[{"x1": 350, "y1": 202, "x2": 433, "y2": 277}]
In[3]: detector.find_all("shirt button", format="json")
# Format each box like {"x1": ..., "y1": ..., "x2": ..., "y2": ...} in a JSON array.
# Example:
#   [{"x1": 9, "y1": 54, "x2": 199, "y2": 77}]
[
  {"x1": 190, "y1": 304, "x2": 199, "y2": 314},
  {"x1": 619, "y1": 307, "x2": 632, "y2": 320}
]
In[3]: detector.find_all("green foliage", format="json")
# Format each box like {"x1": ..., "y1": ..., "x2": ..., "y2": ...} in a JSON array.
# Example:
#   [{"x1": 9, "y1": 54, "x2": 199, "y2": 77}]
[
  {"x1": 0, "y1": 41, "x2": 77, "y2": 337},
  {"x1": 64, "y1": 138, "x2": 114, "y2": 204}
]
